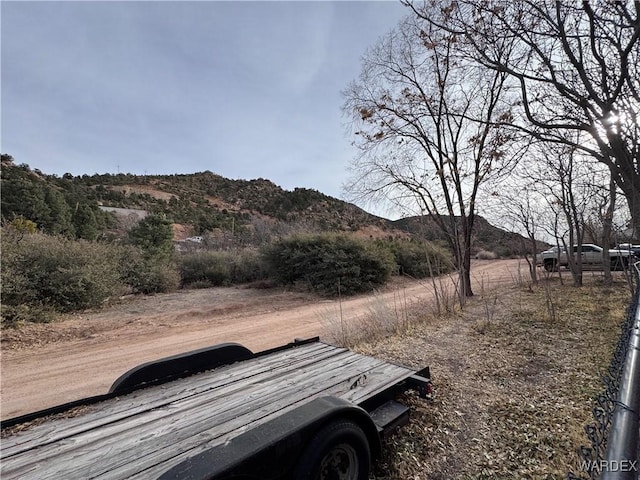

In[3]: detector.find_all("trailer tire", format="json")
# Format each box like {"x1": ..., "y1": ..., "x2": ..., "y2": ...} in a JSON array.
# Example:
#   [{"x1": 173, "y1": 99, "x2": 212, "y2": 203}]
[{"x1": 293, "y1": 419, "x2": 370, "y2": 480}]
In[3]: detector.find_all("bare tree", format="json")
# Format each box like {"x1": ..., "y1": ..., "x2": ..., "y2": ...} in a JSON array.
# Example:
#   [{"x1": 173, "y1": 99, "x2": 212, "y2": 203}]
[
  {"x1": 583, "y1": 168, "x2": 618, "y2": 285},
  {"x1": 343, "y1": 16, "x2": 522, "y2": 302},
  {"x1": 496, "y1": 183, "x2": 545, "y2": 285},
  {"x1": 545, "y1": 144, "x2": 589, "y2": 286},
  {"x1": 412, "y1": 1, "x2": 640, "y2": 239},
  {"x1": 528, "y1": 139, "x2": 608, "y2": 287}
]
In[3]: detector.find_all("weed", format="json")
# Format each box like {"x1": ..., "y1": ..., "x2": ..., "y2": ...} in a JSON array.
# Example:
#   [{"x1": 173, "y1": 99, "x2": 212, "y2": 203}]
[{"x1": 320, "y1": 285, "x2": 429, "y2": 347}]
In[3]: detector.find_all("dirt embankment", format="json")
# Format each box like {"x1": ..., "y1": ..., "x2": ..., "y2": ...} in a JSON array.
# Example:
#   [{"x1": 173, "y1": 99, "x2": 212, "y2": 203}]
[{"x1": 0, "y1": 259, "x2": 520, "y2": 420}]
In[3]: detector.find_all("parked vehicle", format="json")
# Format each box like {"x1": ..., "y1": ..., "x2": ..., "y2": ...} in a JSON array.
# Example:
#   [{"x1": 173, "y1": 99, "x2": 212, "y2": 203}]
[
  {"x1": 616, "y1": 243, "x2": 640, "y2": 257},
  {"x1": 535, "y1": 243, "x2": 635, "y2": 272},
  {"x1": 1, "y1": 337, "x2": 431, "y2": 480}
]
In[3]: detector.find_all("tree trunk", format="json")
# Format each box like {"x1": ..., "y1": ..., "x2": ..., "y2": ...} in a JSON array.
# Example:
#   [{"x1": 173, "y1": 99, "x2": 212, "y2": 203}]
[
  {"x1": 625, "y1": 188, "x2": 640, "y2": 241},
  {"x1": 461, "y1": 215, "x2": 474, "y2": 300},
  {"x1": 602, "y1": 177, "x2": 617, "y2": 286},
  {"x1": 461, "y1": 248, "x2": 473, "y2": 299},
  {"x1": 528, "y1": 236, "x2": 538, "y2": 284}
]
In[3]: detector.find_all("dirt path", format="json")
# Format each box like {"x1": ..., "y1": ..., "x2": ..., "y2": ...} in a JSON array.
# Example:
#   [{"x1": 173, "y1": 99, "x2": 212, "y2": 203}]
[{"x1": 0, "y1": 259, "x2": 521, "y2": 420}]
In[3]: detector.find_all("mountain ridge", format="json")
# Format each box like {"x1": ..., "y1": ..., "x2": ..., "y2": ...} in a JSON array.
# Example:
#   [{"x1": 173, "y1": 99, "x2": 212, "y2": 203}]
[{"x1": 1, "y1": 154, "x2": 532, "y2": 256}]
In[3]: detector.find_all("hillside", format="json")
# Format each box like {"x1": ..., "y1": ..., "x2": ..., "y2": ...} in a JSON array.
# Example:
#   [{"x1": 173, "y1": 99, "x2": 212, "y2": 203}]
[
  {"x1": 393, "y1": 215, "x2": 548, "y2": 258},
  {"x1": 1, "y1": 154, "x2": 532, "y2": 255}
]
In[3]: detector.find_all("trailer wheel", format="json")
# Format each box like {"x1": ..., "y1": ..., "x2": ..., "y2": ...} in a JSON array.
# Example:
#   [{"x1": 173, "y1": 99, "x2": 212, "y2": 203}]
[{"x1": 293, "y1": 420, "x2": 370, "y2": 480}]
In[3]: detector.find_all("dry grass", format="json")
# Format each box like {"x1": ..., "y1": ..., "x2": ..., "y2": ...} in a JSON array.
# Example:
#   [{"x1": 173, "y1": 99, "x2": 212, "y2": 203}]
[
  {"x1": 345, "y1": 275, "x2": 631, "y2": 479},
  {"x1": 319, "y1": 274, "x2": 462, "y2": 349},
  {"x1": 319, "y1": 290, "x2": 420, "y2": 348}
]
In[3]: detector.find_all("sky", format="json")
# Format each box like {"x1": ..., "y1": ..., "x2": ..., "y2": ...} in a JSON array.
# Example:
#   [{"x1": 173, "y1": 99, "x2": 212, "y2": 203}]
[{"x1": 1, "y1": 0, "x2": 409, "y2": 217}]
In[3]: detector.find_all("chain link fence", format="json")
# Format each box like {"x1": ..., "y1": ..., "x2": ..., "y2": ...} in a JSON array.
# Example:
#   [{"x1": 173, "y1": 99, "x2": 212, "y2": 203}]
[{"x1": 569, "y1": 264, "x2": 640, "y2": 480}]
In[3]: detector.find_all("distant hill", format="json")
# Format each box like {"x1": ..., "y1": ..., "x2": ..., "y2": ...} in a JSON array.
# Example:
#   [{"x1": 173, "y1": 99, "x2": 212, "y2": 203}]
[
  {"x1": 1, "y1": 154, "x2": 534, "y2": 256},
  {"x1": 392, "y1": 215, "x2": 547, "y2": 258}
]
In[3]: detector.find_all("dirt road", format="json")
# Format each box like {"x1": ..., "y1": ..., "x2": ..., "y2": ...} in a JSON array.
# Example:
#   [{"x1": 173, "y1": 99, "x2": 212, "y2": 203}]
[{"x1": 0, "y1": 259, "x2": 522, "y2": 419}]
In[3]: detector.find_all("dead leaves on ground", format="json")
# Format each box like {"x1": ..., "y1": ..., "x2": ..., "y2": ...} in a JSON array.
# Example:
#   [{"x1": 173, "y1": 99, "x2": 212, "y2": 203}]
[{"x1": 359, "y1": 277, "x2": 630, "y2": 479}]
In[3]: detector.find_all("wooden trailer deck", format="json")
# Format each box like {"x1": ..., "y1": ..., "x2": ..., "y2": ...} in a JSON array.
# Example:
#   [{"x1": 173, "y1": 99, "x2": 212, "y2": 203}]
[{"x1": 1, "y1": 341, "x2": 418, "y2": 480}]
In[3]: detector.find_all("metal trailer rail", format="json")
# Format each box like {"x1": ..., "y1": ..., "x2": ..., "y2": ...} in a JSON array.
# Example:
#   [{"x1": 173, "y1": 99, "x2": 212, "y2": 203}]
[{"x1": 602, "y1": 261, "x2": 640, "y2": 480}]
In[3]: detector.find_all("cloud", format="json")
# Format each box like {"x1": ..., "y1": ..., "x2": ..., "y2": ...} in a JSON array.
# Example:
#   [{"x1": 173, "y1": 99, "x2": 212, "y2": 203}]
[{"x1": 1, "y1": 0, "x2": 408, "y2": 212}]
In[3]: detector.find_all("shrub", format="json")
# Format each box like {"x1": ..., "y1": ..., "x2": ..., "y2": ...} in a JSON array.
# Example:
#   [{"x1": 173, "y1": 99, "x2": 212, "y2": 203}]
[
  {"x1": 0, "y1": 304, "x2": 57, "y2": 327},
  {"x1": 118, "y1": 246, "x2": 180, "y2": 294},
  {"x1": 0, "y1": 229, "x2": 181, "y2": 326},
  {"x1": 229, "y1": 249, "x2": 270, "y2": 284},
  {"x1": 1, "y1": 232, "x2": 37, "y2": 309},
  {"x1": 178, "y1": 251, "x2": 231, "y2": 287},
  {"x1": 379, "y1": 239, "x2": 454, "y2": 278},
  {"x1": 126, "y1": 259, "x2": 181, "y2": 294},
  {"x1": 127, "y1": 214, "x2": 174, "y2": 260},
  {"x1": 1, "y1": 231, "x2": 127, "y2": 317},
  {"x1": 475, "y1": 249, "x2": 498, "y2": 260},
  {"x1": 177, "y1": 248, "x2": 269, "y2": 287},
  {"x1": 263, "y1": 234, "x2": 395, "y2": 296}
]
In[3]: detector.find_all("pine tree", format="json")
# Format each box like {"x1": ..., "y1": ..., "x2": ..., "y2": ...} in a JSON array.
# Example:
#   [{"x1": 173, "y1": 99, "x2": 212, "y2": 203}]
[
  {"x1": 127, "y1": 214, "x2": 174, "y2": 260},
  {"x1": 43, "y1": 188, "x2": 74, "y2": 235},
  {"x1": 73, "y1": 204, "x2": 98, "y2": 241}
]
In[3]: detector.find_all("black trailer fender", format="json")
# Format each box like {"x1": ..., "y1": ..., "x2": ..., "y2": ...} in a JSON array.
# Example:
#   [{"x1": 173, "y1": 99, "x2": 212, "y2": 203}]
[
  {"x1": 158, "y1": 396, "x2": 382, "y2": 480},
  {"x1": 110, "y1": 338, "x2": 321, "y2": 395},
  {"x1": 109, "y1": 343, "x2": 253, "y2": 394},
  {"x1": 1, "y1": 339, "x2": 321, "y2": 429},
  {"x1": 4, "y1": 344, "x2": 254, "y2": 428}
]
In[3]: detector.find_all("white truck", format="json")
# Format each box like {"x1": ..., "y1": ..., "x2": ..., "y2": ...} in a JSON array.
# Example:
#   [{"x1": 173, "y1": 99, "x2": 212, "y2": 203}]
[{"x1": 535, "y1": 243, "x2": 636, "y2": 272}]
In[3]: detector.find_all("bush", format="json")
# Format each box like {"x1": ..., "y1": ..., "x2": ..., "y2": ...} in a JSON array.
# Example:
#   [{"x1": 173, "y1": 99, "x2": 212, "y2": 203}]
[
  {"x1": 229, "y1": 249, "x2": 270, "y2": 284},
  {"x1": 263, "y1": 234, "x2": 395, "y2": 296},
  {"x1": 382, "y1": 239, "x2": 454, "y2": 278},
  {"x1": 118, "y1": 246, "x2": 180, "y2": 294},
  {"x1": 178, "y1": 251, "x2": 231, "y2": 287},
  {"x1": 1, "y1": 231, "x2": 127, "y2": 317},
  {"x1": 126, "y1": 259, "x2": 181, "y2": 294},
  {"x1": 475, "y1": 249, "x2": 498, "y2": 260},
  {"x1": 0, "y1": 229, "x2": 182, "y2": 326},
  {"x1": 0, "y1": 304, "x2": 57, "y2": 328},
  {"x1": 177, "y1": 248, "x2": 269, "y2": 287}
]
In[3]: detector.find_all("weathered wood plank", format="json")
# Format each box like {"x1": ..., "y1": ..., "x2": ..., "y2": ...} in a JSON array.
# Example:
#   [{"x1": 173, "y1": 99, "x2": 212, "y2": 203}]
[
  {"x1": 130, "y1": 362, "x2": 415, "y2": 479},
  {"x1": 1, "y1": 350, "x2": 368, "y2": 478},
  {"x1": 2, "y1": 342, "x2": 340, "y2": 456},
  {"x1": 0, "y1": 342, "x2": 416, "y2": 480},
  {"x1": 95, "y1": 356, "x2": 388, "y2": 480},
  {"x1": 3, "y1": 346, "x2": 356, "y2": 478}
]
